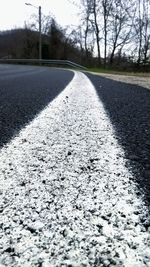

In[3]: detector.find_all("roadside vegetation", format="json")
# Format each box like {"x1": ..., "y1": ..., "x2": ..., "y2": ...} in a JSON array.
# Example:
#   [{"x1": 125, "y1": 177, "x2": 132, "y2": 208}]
[
  {"x1": 87, "y1": 68, "x2": 150, "y2": 77},
  {"x1": 0, "y1": 0, "x2": 149, "y2": 74}
]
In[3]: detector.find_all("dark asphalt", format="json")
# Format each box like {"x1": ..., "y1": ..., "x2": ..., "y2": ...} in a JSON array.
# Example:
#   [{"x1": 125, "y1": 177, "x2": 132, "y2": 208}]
[
  {"x1": 87, "y1": 72, "x2": 150, "y2": 208},
  {"x1": 0, "y1": 64, "x2": 74, "y2": 147},
  {"x1": 1, "y1": 64, "x2": 150, "y2": 208}
]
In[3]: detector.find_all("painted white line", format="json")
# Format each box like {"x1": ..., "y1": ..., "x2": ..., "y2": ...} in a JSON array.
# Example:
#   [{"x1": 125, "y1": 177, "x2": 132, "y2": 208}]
[{"x1": 1, "y1": 71, "x2": 149, "y2": 267}]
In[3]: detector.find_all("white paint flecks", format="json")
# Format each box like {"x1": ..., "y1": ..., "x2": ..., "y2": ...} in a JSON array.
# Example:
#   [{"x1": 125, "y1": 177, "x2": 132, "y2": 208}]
[{"x1": 1, "y1": 71, "x2": 149, "y2": 267}]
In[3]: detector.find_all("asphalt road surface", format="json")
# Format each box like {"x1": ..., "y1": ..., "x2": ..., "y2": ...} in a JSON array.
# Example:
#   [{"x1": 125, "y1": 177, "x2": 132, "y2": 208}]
[
  {"x1": 1, "y1": 65, "x2": 150, "y2": 267},
  {"x1": 0, "y1": 64, "x2": 74, "y2": 147}
]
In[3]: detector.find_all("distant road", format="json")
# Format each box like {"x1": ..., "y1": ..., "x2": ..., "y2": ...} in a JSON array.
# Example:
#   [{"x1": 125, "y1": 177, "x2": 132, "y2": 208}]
[{"x1": 0, "y1": 64, "x2": 74, "y2": 147}]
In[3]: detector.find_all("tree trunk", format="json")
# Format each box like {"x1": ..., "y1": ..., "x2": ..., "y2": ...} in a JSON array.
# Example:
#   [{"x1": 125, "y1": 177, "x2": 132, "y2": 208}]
[{"x1": 93, "y1": 0, "x2": 101, "y2": 66}]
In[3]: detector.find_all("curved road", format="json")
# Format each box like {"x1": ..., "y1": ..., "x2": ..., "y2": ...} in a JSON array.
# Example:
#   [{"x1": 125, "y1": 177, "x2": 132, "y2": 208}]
[
  {"x1": 1, "y1": 65, "x2": 150, "y2": 267},
  {"x1": 0, "y1": 64, "x2": 74, "y2": 147}
]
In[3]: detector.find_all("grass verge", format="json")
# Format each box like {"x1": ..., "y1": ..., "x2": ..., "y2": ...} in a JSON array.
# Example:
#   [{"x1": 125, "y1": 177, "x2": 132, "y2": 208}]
[{"x1": 87, "y1": 67, "x2": 150, "y2": 77}]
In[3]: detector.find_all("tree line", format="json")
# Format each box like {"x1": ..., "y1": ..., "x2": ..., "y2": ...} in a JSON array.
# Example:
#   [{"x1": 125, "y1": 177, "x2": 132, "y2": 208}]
[
  {"x1": 78, "y1": 0, "x2": 150, "y2": 69},
  {"x1": 0, "y1": 18, "x2": 91, "y2": 66},
  {"x1": 0, "y1": 0, "x2": 149, "y2": 71}
]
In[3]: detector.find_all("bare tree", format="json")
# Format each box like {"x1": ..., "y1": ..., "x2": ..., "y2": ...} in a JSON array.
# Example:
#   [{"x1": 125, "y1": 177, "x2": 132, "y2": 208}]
[
  {"x1": 27, "y1": 12, "x2": 53, "y2": 35},
  {"x1": 108, "y1": 0, "x2": 133, "y2": 65},
  {"x1": 131, "y1": 0, "x2": 150, "y2": 65},
  {"x1": 142, "y1": 0, "x2": 150, "y2": 63},
  {"x1": 102, "y1": 0, "x2": 113, "y2": 66},
  {"x1": 136, "y1": 0, "x2": 143, "y2": 64},
  {"x1": 80, "y1": 0, "x2": 102, "y2": 65},
  {"x1": 92, "y1": 0, "x2": 101, "y2": 65},
  {"x1": 81, "y1": 1, "x2": 95, "y2": 60}
]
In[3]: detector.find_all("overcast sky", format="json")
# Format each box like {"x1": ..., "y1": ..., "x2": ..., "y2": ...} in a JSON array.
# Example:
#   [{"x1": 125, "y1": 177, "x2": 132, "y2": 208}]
[{"x1": 0, "y1": 0, "x2": 81, "y2": 31}]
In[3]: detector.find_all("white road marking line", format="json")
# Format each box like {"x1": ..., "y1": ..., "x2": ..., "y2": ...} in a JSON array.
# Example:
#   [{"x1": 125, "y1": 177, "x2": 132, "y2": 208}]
[{"x1": 1, "y1": 71, "x2": 149, "y2": 267}]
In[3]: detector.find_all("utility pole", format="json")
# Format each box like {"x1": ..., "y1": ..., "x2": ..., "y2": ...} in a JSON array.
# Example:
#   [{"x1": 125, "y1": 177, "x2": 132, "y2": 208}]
[
  {"x1": 39, "y1": 6, "x2": 42, "y2": 61},
  {"x1": 25, "y1": 3, "x2": 42, "y2": 61}
]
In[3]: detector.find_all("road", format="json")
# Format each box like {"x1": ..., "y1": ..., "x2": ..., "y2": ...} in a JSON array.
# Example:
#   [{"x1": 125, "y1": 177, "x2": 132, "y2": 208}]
[
  {"x1": 0, "y1": 64, "x2": 74, "y2": 147},
  {"x1": 1, "y1": 65, "x2": 150, "y2": 267}
]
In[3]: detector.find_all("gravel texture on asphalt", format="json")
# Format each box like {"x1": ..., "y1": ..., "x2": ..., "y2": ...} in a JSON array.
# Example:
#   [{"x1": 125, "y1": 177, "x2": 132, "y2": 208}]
[
  {"x1": 0, "y1": 64, "x2": 74, "y2": 148},
  {"x1": 1, "y1": 71, "x2": 150, "y2": 267},
  {"x1": 86, "y1": 73, "x2": 150, "y2": 208}
]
